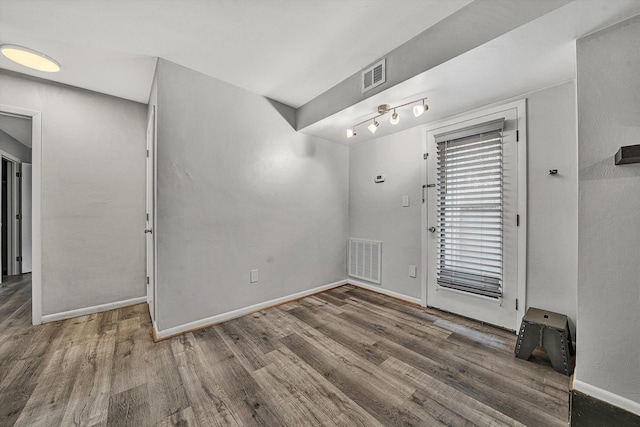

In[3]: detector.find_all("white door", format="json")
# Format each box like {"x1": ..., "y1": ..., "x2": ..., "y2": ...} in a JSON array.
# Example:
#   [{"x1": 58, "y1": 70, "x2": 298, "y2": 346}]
[
  {"x1": 145, "y1": 107, "x2": 156, "y2": 323},
  {"x1": 20, "y1": 163, "x2": 32, "y2": 273},
  {"x1": 426, "y1": 108, "x2": 520, "y2": 330}
]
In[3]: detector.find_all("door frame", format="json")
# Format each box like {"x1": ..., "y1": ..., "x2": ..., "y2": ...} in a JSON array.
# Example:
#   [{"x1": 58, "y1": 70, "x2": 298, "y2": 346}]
[
  {"x1": 146, "y1": 105, "x2": 157, "y2": 326},
  {"x1": 20, "y1": 163, "x2": 32, "y2": 275},
  {"x1": 0, "y1": 151, "x2": 22, "y2": 277},
  {"x1": 0, "y1": 104, "x2": 41, "y2": 325},
  {"x1": 421, "y1": 99, "x2": 528, "y2": 331}
]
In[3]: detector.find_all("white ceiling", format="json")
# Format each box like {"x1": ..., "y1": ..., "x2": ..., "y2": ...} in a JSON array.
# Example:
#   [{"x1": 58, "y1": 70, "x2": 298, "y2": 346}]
[
  {"x1": 0, "y1": 0, "x2": 472, "y2": 107},
  {"x1": 2, "y1": 0, "x2": 639, "y2": 145},
  {"x1": 302, "y1": 0, "x2": 640, "y2": 144}
]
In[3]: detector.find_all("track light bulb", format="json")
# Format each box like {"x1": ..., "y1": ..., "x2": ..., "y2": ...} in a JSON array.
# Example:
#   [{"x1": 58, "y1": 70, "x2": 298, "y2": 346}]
[
  {"x1": 346, "y1": 128, "x2": 356, "y2": 138},
  {"x1": 368, "y1": 119, "x2": 379, "y2": 134},
  {"x1": 413, "y1": 100, "x2": 428, "y2": 117},
  {"x1": 390, "y1": 110, "x2": 399, "y2": 125}
]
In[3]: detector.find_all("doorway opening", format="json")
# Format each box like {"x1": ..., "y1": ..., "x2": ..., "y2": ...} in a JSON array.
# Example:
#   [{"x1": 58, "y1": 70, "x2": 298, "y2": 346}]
[{"x1": 0, "y1": 110, "x2": 34, "y2": 321}]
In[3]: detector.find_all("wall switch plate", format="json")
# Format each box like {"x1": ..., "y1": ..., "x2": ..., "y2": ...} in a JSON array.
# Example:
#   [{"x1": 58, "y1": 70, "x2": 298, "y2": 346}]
[
  {"x1": 402, "y1": 195, "x2": 410, "y2": 207},
  {"x1": 250, "y1": 269, "x2": 259, "y2": 283},
  {"x1": 409, "y1": 265, "x2": 417, "y2": 278}
]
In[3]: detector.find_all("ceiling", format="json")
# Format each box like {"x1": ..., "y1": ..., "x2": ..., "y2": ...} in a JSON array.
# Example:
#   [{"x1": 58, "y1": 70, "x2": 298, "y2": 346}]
[
  {"x1": 0, "y1": 0, "x2": 472, "y2": 107},
  {"x1": 302, "y1": 0, "x2": 640, "y2": 144},
  {"x1": 1, "y1": 0, "x2": 639, "y2": 145}
]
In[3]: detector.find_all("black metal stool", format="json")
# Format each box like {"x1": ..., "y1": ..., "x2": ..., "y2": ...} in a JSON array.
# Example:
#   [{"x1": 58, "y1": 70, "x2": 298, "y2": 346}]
[{"x1": 514, "y1": 307, "x2": 574, "y2": 375}]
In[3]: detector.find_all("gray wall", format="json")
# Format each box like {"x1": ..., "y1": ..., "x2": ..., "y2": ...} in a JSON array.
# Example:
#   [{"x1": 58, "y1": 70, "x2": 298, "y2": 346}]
[
  {"x1": 526, "y1": 81, "x2": 578, "y2": 335},
  {"x1": 0, "y1": 71, "x2": 147, "y2": 315},
  {"x1": 154, "y1": 59, "x2": 349, "y2": 332},
  {"x1": 349, "y1": 81, "x2": 578, "y2": 331},
  {"x1": 576, "y1": 15, "x2": 640, "y2": 405},
  {"x1": 0, "y1": 129, "x2": 31, "y2": 162},
  {"x1": 349, "y1": 127, "x2": 423, "y2": 298}
]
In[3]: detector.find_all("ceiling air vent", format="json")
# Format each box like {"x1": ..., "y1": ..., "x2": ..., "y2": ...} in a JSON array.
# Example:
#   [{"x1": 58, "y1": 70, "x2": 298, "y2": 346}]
[{"x1": 362, "y1": 59, "x2": 386, "y2": 93}]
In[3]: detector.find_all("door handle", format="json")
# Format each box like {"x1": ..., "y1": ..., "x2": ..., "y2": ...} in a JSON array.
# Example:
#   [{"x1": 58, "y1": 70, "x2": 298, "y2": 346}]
[
  {"x1": 144, "y1": 229, "x2": 153, "y2": 234},
  {"x1": 428, "y1": 227, "x2": 436, "y2": 233}
]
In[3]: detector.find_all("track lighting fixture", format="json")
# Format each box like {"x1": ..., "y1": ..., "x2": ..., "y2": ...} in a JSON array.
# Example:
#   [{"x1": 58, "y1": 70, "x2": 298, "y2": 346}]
[{"x1": 346, "y1": 98, "x2": 428, "y2": 139}]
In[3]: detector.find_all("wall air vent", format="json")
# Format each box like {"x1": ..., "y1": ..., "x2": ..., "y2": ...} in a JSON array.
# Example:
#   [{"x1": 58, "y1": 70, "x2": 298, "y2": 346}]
[
  {"x1": 349, "y1": 238, "x2": 382, "y2": 284},
  {"x1": 362, "y1": 59, "x2": 386, "y2": 93}
]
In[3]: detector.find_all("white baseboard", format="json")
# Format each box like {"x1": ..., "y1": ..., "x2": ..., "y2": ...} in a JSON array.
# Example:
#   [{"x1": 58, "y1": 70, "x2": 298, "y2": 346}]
[
  {"x1": 573, "y1": 379, "x2": 640, "y2": 416},
  {"x1": 154, "y1": 279, "x2": 348, "y2": 340},
  {"x1": 41, "y1": 296, "x2": 147, "y2": 323},
  {"x1": 347, "y1": 279, "x2": 422, "y2": 305}
]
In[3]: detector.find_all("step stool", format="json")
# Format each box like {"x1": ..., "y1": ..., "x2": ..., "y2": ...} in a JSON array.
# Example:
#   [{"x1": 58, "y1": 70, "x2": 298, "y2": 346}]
[{"x1": 514, "y1": 307, "x2": 574, "y2": 375}]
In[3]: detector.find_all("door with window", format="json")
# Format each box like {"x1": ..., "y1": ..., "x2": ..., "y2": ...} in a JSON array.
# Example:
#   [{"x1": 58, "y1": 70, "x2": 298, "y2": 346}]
[{"x1": 426, "y1": 107, "x2": 523, "y2": 330}]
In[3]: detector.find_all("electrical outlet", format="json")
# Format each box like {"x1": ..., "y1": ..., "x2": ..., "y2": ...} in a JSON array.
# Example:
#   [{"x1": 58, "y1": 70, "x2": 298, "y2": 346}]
[
  {"x1": 402, "y1": 195, "x2": 410, "y2": 207},
  {"x1": 250, "y1": 269, "x2": 259, "y2": 283},
  {"x1": 409, "y1": 265, "x2": 417, "y2": 278}
]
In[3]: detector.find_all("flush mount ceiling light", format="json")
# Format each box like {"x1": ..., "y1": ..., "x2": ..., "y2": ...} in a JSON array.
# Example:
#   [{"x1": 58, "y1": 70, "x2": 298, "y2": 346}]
[
  {"x1": 346, "y1": 98, "x2": 428, "y2": 139},
  {"x1": 0, "y1": 44, "x2": 61, "y2": 72}
]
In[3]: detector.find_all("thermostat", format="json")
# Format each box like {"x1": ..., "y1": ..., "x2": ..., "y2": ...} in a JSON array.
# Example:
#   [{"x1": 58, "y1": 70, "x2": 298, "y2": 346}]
[{"x1": 374, "y1": 174, "x2": 386, "y2": 183}]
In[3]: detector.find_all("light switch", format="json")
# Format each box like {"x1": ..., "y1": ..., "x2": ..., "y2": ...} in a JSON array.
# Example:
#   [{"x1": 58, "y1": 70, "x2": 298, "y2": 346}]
[
  {"x1": 409, "y1": 265, "x2": 417, "y2": 278},
  {"x1": 402, "y1": 195, "x2": 410, "y2": 207},
  {"x1": 250, "y1": 269, "x2": 259, "y2": 283}
]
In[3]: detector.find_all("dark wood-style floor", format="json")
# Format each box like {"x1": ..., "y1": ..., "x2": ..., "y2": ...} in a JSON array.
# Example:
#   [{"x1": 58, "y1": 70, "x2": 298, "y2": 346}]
[{"x1": 0, "y1": 274, "x2": 570, "y2": 426}]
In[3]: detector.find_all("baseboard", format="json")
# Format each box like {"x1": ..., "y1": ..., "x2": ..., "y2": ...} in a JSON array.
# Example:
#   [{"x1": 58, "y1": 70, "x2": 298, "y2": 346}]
[
  {"x1": 152, "y1": 320, "x2": 160, "y2": 342},
  {"x1": 153, "y1": 279, "x2": 348, "y2": 340},
  {"x1": 571, "y1": 389, "x2": 640, "y2": 426},
  {"x1": 347, "y1": 279, "x2": 422, "y2": 305},
  {"x1": 572, "y1": 379, "x2": 640, "y2": 417},
  {"x1": 41, "y1": 296, "x2": 147, "y2": 323}
]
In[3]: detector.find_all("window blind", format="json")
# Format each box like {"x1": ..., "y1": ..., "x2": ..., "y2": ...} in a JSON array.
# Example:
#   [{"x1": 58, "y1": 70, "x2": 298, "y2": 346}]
[{"x1": 435, "y1": 119, "x2": 505, "y2": 298}]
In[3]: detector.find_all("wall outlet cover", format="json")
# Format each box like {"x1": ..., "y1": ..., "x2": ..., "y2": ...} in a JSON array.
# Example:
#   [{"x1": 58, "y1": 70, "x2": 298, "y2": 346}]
[{"x1": 402, "y1": 195, "x2": 410, "y2": 207}]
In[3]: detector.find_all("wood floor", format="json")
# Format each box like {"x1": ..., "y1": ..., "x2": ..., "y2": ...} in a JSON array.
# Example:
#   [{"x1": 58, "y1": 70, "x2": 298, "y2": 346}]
[{"x1": 0, "y1": 274, "x2": 570, "y2": 426}]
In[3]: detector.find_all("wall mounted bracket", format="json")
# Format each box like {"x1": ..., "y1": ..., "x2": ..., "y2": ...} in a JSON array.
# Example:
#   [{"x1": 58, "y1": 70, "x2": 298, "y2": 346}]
[{"x1": 614, "y1": 144, "x2": 640, "y2": 165}]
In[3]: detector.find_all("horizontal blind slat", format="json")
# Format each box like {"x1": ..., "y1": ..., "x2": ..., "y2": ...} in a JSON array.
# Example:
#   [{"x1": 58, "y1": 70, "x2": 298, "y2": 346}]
[
  {"x1": 436, "y1": 280, "x2": 502, "y2": 298},
  {"x1": 437, "y1": 145, "x2": 503, "y2": 161},
  {"x1": 438, "y1": 268, "x2": 501, "y2": 285},
  {"x1": 437, "y1": 248, "x2": 503, "y2": 258}
]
